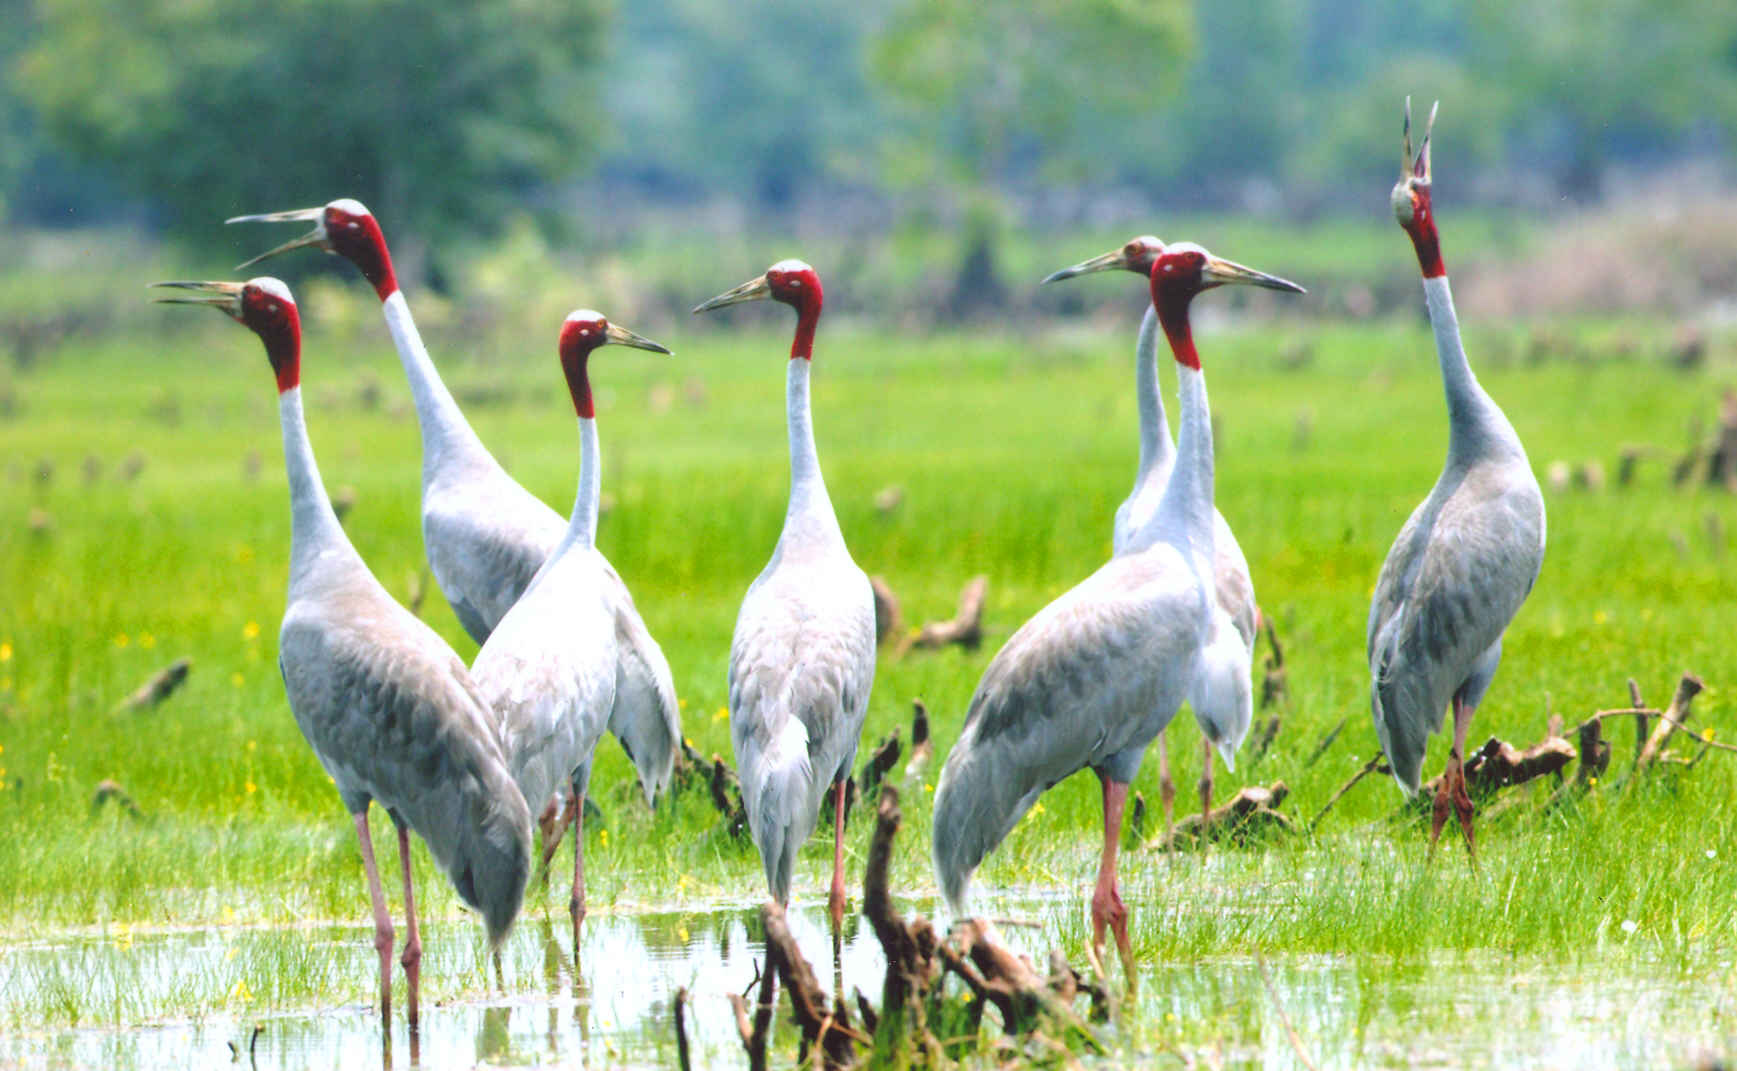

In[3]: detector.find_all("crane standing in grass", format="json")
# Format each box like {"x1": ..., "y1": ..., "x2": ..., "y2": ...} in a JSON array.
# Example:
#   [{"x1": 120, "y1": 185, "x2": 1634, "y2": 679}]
[
  {"x1": 933, "y1": 244, "x2": 1302, "y2": 978},
  {"x1": 231, "y1": 201, "x2": 681, "y2": 865},
  {"x1": 1369, "y1": 101, "x2": 1545, "y2": 857},
  {"x1": 694, "y1": 261, "x2": 876, "y2": 937},
  {"x1": 1044, "y1": 236, "x2": 1258, "y2": 845},
  {"x1": 153, "y1": 277, "x2": 534, "y2": 1027},
  {"x1": 473, "y1": 310, "x2": 674, "y2": 954}
]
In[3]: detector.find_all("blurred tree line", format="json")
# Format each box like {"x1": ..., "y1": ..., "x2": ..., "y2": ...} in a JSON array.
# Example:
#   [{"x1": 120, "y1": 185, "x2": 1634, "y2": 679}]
[{"x1": 1, "y1": 0, "x2": 1735, "y2": 277}]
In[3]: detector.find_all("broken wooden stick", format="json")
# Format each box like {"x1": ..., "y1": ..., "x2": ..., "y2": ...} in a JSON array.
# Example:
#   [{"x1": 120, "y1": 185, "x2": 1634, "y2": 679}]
[
  {"x1": 116, "y1": 657, "x2": 191, "y2": 713},
  {"x1": 1149, "y1": 782, "x2": 1294, "y2": 850},
  {"x1": 870, "y1": 575, "x2": 903, "y2": 647},
  {"x1": 903, "y1": 700, "x2": 933, "y2": 781},
  {"x1": 1634, "y1": 673, "x2": 1705, "y2": 772},
  {"x1": 761, "y1": 902, "x2": 861, "y2": 1071},
  {"x1": 895, "y1": 575, "x2": 988, "y2": 656}
]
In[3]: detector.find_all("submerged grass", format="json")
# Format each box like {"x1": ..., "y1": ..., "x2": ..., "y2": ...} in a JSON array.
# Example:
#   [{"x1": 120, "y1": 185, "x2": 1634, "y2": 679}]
[{"x1": 3, "y1": 283, "x2": 1737, "y2": 1037}]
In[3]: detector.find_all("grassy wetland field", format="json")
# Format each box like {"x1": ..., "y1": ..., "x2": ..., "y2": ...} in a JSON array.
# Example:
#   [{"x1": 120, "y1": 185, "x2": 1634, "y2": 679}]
[{"x1": 2, "y1": 222, "x2": 1737, "y2": 1068}]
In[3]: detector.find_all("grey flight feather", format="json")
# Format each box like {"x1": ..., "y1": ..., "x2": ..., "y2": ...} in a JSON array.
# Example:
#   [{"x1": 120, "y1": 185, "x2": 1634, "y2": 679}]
[
  {"x1": 729, "y1": 555, "x2": 877, "y2": 904},
  {"x1": 278, "y1": 575, "x2": 534, "y2": 948},
  {"x1": 931, "y1": 545, "x2": 1204, "y2": 914},
  {"x1": 602, "y1": 562, "x2": 682, "y2": 806},
  {"x1": 1368, "y1": 461, "x2": 1544, "y2": 791}
]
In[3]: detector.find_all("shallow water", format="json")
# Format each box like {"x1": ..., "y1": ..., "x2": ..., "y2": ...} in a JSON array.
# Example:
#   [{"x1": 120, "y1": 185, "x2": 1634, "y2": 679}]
[{"x1": 3, "y1": 893, "x2": 1733, "y2": 1069}]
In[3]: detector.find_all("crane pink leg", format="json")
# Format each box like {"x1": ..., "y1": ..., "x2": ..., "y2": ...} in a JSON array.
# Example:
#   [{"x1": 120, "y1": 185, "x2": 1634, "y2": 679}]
[
  {"x1": 828, "y1": 780, "x2": 848, "y2": 936},
  {"x1": 395, "y1": 824, "x2": 422, "y2": 1027},
  {"x1": 1155, "y1": 731, "x2": 1176, "y2": 847},
  {"x1": 1429, "y1": 697, "x2": 1478, "y2": 862},
  {"x1": 1198, "y1": 739, "x2": 1215, "y2": 828},
  {"x1": 351, "y1": 811, "x2": 395, "y2": 1023},
  {"x1": 1090, "y1": 774, "x2": 1136, "y2": 981},
  {"x1": 569, "y1": 791, "x2": 587, "y2": 954}
]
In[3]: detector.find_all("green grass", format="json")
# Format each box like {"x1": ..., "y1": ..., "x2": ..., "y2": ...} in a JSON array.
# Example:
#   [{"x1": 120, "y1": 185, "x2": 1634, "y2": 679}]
[{"x1": 3, "y1": 270, "x2": 1737, "y2": 1041}]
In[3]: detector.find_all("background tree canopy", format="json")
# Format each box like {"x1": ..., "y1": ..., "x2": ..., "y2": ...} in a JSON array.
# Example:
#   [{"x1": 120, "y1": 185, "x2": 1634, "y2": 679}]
[
  {"x1": 14, "y1": 0, "x2": 607, "y2": 256},
  {"x1": 2, "y1": 0, "x2": 1736, "y2": 257}
]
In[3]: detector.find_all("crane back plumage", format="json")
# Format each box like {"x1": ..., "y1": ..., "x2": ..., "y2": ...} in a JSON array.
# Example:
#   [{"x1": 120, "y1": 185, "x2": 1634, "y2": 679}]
[
  {"x1": 730, "y1": 355, "x2": 876, "y2": 905},
  {"x1": 275, "y1": 386, "x2": 533, "y2": 948},
  {"x1": 933, "y1": 340, "x2": 1219, "y2": 914},
  {"x1": 1115, "y1": 306, "x2": 1256, "y2": 764},
  {"x1": 1368, "y1": 275, "x2": 1544, "y2": 791}
]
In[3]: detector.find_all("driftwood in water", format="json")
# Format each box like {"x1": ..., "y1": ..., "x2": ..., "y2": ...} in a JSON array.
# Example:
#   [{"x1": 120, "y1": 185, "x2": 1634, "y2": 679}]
[
  {"x1": 116, "y1": 657, "x2": 191, "y2": 713},
  {"x1": 1148, "y1": 782, "x2": 1295, "y2": 850},
  {"x1": 720, "y1": 786, "x2": 1107, "y2": 1068},
  {"x1": 870, "y1": 575, "x2": 903, "y2": 647},
  {"x1": 677, "y1": 740, "x2": 748, "y2": 838},
  {"x1": 896, "y1": 576, "x2": 988, "y2": 656},
  {"x1": 1315, "y1": 672, "x2": 1727, "y2": 829}
]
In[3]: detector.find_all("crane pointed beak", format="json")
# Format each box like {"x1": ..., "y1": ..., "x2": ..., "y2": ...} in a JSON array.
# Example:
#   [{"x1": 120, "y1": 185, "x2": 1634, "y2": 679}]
[
  {"x1": 150, "y1": 279, "x2": 246, "y2": 310},
  {"x1": 1417, "y1": 100, "x2": 1438, "y2": 183},
  {"x1": 693, "y1": 275, "x2": 772, "y2": 313},
  {"x1": 1042, "y1": 248, "x2": 1135, "y2": 283},
  {"x1": 228, "y1": 208, "x2": 330, "y2": 270},
  {"x1": 604, "y1": 323, "x2": 673, "y2": 355},
  {"x1": 234, "y1": 229, "x2": 328, "y2": 271},
  {"x1": 1201, "y1": 256, "x2": 1305, "y2": 294}
]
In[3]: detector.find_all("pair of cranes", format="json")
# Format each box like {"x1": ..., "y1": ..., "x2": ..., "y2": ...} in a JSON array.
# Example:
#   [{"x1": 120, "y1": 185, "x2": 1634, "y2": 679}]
[{"x1": 154, "y1": 99, "x2": 1543, "y2": 1017}]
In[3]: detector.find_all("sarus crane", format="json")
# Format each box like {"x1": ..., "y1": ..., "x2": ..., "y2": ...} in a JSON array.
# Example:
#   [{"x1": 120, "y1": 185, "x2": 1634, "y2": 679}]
[
  {"x1": 153, "y1": 277, "x2": 534, "y2": 1026},
  {"x1": 1044, "y1": 236, "x2": 1258, "y2": 845},
  {"x1": 1369, "y1": 101, "x2": 1545, "y2": 857},
  {"x1": 473, "y1": 310, "x2": 674, "y2": 953},
  {"x1": 932, "y1": 244, "x2": 1301, "y2": 979},
  {"x1": 694, "y1": 260, "x2": 876, "y2": 936},
  {"x1": 230, "y1": 201, "x2": 681, "y2": 867}
]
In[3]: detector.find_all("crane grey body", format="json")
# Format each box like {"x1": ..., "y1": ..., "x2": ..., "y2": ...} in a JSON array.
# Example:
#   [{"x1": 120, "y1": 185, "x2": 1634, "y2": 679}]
[
  {"x1": 155, "y1": 277, "x2": 534, "y2": 1026},
  {"x1": 474, "y1": 312, "x2": 679, "y2": 950},
  {"x1": 697, "y1": 261, "x2": 876, "y2": 934},
  {"x1": 1370, "y1": 102, "x2": 1545, "y2": 854},
  {"x1": 231, "y1": 203, "x2": 681, "y2": 822},
  {"x1": 936, "y1": 243, "x2": 1301, "y2": 977},
  {"x1": 1367, "y1": 277, "x2": 1545, "y2": 791}
]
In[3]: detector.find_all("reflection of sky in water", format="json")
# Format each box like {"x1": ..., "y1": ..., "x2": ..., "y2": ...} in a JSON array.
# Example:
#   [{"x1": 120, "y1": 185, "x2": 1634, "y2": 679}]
[{"x1": 4, "y1": 893, "x2": 1733, "y2": 1069}]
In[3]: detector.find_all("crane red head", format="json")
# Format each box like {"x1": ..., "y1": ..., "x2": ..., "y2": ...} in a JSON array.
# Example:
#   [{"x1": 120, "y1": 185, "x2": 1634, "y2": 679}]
[
  {"x1": 1392, "y1": 99, "x2": 1444, "y2": 279},
  {"x1": 152, "y1": 278, "x2": 301, "y2": 393},
  {"x1": 693, "y1": 260, "x2": 824, "y2": 360},
  {"x1": 557, "y1": 310, "x2": 671, "y2": 419},
  {"x1": 1041, "y1": 235, "x2": 1166, "y2": 283},
  {"x1": 229, "y1": 198, "x2": 399, "y2": 302},
  {"x1": 1148, "y1": 242, "x2": 1304, "y2": 370}
]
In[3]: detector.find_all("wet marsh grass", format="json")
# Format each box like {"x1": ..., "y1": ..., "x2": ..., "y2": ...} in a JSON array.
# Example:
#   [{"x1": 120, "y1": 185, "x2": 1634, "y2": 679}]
[{"x1": 3, "y1": 294, "x2": 1737, "y2": 1041}]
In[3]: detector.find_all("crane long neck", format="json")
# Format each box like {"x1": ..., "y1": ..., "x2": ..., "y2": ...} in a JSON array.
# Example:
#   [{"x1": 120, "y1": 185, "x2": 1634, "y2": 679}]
[
  {"x1": 1136, "y1": 292, "x2": 1214, "y2": 563},
  {"x1": 279, "y1": 387, "x2": 357, "y2": 592},
  {"x1": 567, "y1": 416, "x2": 602, "y2": 553},
  {"x1": 381, "y1": 290, "x2": 492, "y2": 479},
  {"x1": 783, "y1": 355, "x2": 843, "y2": 545},
  {"x1": 1424, "y1": 275, "x2": 1512, "y2": 464},
  {"x1": 1133, "y1": 304, "x2": 1176, "y2": 486}
]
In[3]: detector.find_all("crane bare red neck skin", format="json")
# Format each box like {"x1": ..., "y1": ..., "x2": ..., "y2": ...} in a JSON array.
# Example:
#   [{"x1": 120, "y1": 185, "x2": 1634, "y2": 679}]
[
  {"x1": 1393, "y1": 99, "x2": 1445, "y2": 279},
  {"x1": 322, "y1": 203, "x2": 400, "y2": 301},
  {"x1": 152, "y1": 278, "x2": 301, "y2": 392},
  {"x1": 559, "y1": 316, "x2": 607, "y2": 419},
  {"x1": 1149, "y1": 249, "x2": 1210, "y2": 370},
  {"x1": 693, "y1": 260, "x2": 823, "y2": 360},
  {"x1": 557, "y1": 312, "x2": 672, "y2": 418},
  {"x1": 769, "y1": 263, "x2": 823, "y2": 360}
]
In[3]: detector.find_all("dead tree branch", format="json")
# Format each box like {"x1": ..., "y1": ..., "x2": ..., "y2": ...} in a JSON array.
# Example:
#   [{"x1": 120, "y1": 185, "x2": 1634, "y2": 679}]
[{"x1": 896, "y1": 576, "x2": 988, "y2": 656}]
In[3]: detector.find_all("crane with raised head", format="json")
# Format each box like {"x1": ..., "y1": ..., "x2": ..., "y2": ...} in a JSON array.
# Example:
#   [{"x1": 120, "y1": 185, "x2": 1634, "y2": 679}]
[
  {"x1": 473, "y1": 309, "x2": 674, "y2": 954},
  {"x1": 694, "y1": 260, "x2": 876, "y2": 937},
  {"x1": 932, "y1": 244, "x2": 1301, "y2": 979},
  {"x1": 152, "y1": 277, "x2": 534, "y2": 1027},
  {"x1": 1044, "y1": 236, "x2": 1258, "y2": 845},
  {"x1": 1370, "y1": 101, "x2": 1545, "y2": 857},
  {"x1": 230, "y1": 201, "x2": 682, "y2": 863}
]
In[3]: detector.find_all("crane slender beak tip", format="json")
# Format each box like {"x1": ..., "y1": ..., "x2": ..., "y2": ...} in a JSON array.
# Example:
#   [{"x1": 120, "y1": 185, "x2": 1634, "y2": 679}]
[
  {"x1": 149, "y1": 280, "x2": 244, "y2": 307},
  {"x1": 1203, "y1": 257, "x2": 1305, "y2": 294},
  {"x1": 225, "y1": 207, "x2": 324, "y2": 225},
  {"x1": 1042, "y1": 249, "x2": 1134, "y2": 284},
  {"x1": 694, "y1": 276, "x2": 772, "y2": 314},
  {"x1": 604, "y1": 323, "x2": 673, "y2": 355}
]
